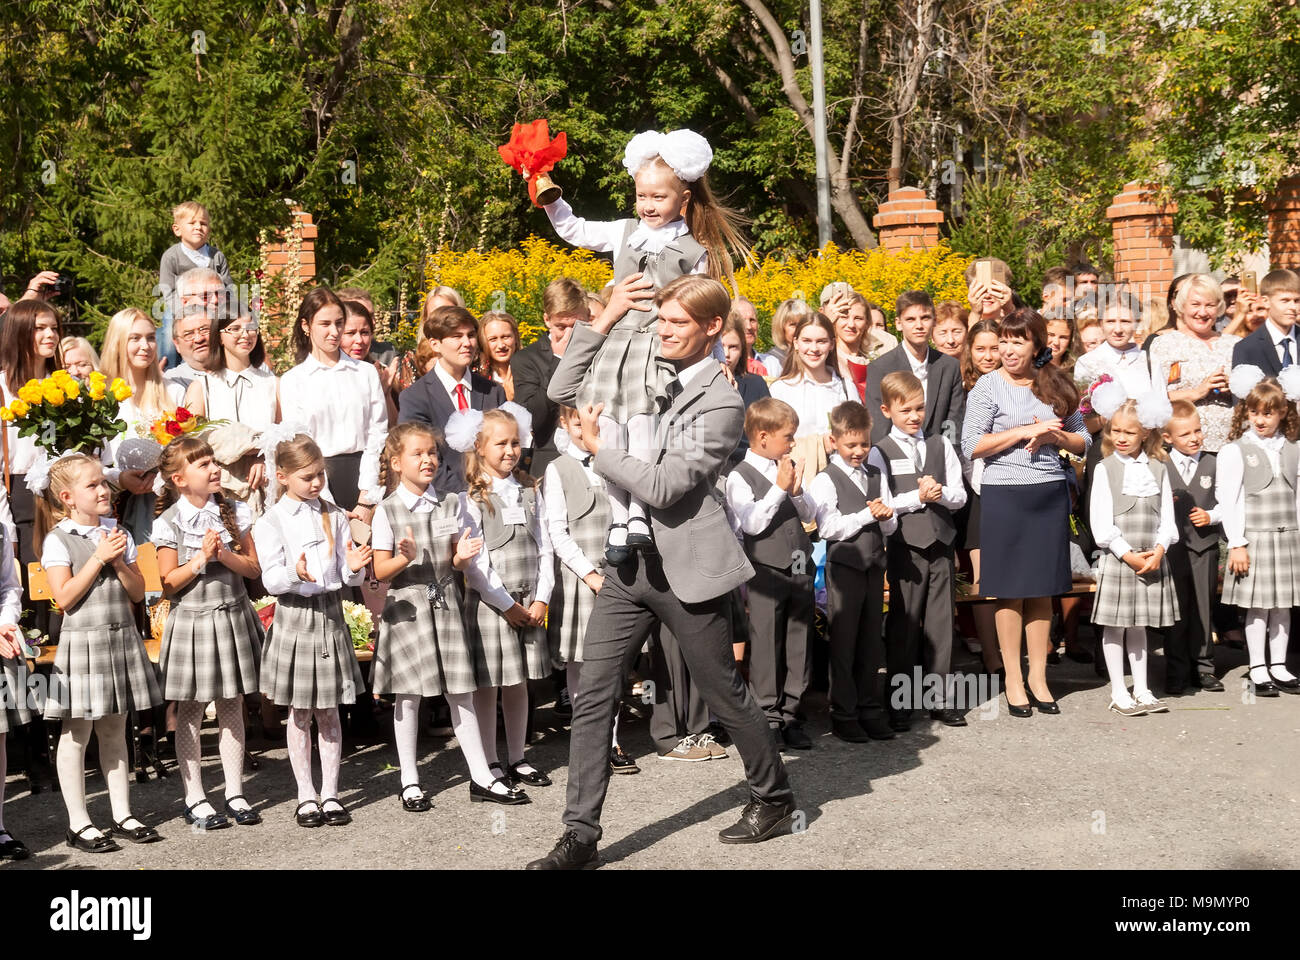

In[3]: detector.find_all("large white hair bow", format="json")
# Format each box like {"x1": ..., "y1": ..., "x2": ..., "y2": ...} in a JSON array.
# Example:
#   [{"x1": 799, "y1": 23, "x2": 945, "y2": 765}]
[
  {"x1": 623, "y1": 129, "x2": 713, "y2": 183},
  {"x1": 445, "y1": 409, "x2": 485, "y2": 454},
  {"x1": 498, "y1": 401, "x2": 533, "y2": 443}
]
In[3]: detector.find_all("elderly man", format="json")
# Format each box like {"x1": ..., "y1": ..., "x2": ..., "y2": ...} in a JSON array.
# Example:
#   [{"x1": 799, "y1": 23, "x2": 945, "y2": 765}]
[{"x1": 163, "y1": 269, "x2": 226, "y2": 389}]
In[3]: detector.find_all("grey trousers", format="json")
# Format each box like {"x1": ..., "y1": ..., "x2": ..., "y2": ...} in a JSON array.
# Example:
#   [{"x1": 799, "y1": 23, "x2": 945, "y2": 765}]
[
  {"x1": 886, "y1": 540, "x2": 955, "y2": 712},
  {"x1": 563, "y1": 553, "x2": 793, "y2": 844},
  {"x1": 746, "y1": 563, "x2": 814, "y2": 728},
  {"x1": 1165, "y1": 543, "x2": 1217, "y2": 684},
  {"x1": 826, "y1": 562, "x2": 886, "y2": 723}
]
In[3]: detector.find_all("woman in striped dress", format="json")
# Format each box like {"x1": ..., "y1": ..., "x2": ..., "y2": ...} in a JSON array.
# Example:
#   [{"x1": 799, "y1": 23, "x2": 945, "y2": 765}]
[
  {"x1": 254, "y1": 434, "x2": 372, "y2": 828},
  {"x1": 1088, "y1": 395, "x2": 1179, "y2": 717},
  {"x1": 1218, "y1": 369, "x2": 1300, "y2": 697},
  {"x1": 153, "y1": 436, "x2": 265, "y2": 831},
  {"x1": 37, "y1": 454, "x2": 163, "y2": 852},
  {"x1": 369, "y1": 423, "x2": 520, "y2": 808},
  {"x1": 450, "y1": 405, "x2": 555, "y2": 795}
]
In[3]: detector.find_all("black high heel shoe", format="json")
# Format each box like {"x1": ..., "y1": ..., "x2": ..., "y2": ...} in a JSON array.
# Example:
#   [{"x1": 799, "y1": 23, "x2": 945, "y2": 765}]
[
  {"x1": 1026, "y1": 689, "x2": 1060, "y2": 714},
  {"x1": 470, "y1": 777, "x2": 531, "y2": 805},
  {"x1": 110, "y1": 818, "x2": 162, "y2": 844},
  {"x1": 1004, "y1": 695, "x2": 1032, "y2": 719},
  {"x1": 66, "y1": 824, "x2": 120, "y2": 853},
  {"x1": 508, "y1": 761, "x2": 552, "y2": 787}
]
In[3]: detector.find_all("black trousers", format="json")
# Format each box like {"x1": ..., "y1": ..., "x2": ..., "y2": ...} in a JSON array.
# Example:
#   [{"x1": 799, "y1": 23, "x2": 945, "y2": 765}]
[
  {"x1": 886, "y1": 540, "x2": 955, "y2": 712},
  {"x1": 746, "y1": 563, "x2": 814, "y2": 728},
  {"x1": 825, "y1": 562, "x2": 886, "y2": 723},
  {"x1": 1166, "y1": 542, "x2": 1217, "y2": 686},
  {"x1": 564, "y1": 553, "x2": 792, "y2": 844},
  {"x1": 325, "y1": 452, "x2": 363, "y2": 512}
]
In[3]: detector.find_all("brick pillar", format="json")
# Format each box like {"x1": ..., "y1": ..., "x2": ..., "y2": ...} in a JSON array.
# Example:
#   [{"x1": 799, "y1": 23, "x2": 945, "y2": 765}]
[
  {"x1": 1105, "y1": 182, "x2": 1177, "y2": 294},
  {"x1": 259, "y1": 208, "x2": 318, "y2": 362},
  {"x1": 261, "y1": 208, "x2": 317, "y2": 284},
  {"x1": 1268, "y1": 176, "x2": 1300, "y2": 270},
  {"x1": 872, "y1": 187, "x2": 944, "y2": 254}
]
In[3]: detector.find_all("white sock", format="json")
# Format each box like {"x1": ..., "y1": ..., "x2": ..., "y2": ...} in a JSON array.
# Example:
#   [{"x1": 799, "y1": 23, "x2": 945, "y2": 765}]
[
  {"x1": 502, "y1": 682, "x2": 532, "y2": 771},
  {"x1": 1101, "y1": 626, "x2": 1132, "y2": 703},
  {"x1": 473, "y1": 687, "x2": 507, "y2": 793},
  {"x1": 1126, "y1": 628, "x2": 1151, "y2": 699},
  {"x1": 446, "y1": 691, "x2": 500, "y2": 791},
  {"x1": 1268, "y1": 609, "x2": 1295, "y2": 681},
  {"x1": 392, "y1": 695, "x2": 421, "y2": 790},
  {"x1": 57, "y1": 718, "x2": 98, "y2": 836},
  {"x1": 1245, "y1": 609, "x2": 1271, "y2": 685},
  {"x1": 626, "y1": 414, "x2": 655, "y2": 537}
]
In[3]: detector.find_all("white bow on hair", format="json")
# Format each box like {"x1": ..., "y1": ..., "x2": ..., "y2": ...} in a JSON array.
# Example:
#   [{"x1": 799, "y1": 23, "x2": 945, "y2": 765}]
[
  {"x1": 444, "y1": 408, "x2": 485, "y2": 454},
  {"x1": 25, "y1": 449, "x2": 82, "y2": 496},
  {"x1": 1089, "y1": 380, "x2": 1173, "y2": 429},
  {"x1": 622, "y1": 129, "x2": 713, "y2": 183}
]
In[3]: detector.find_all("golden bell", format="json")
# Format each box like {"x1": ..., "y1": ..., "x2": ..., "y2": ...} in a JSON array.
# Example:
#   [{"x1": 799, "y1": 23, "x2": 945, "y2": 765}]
[{"x1": 534, "y1": 173, "x2": 562, "y2": 205}]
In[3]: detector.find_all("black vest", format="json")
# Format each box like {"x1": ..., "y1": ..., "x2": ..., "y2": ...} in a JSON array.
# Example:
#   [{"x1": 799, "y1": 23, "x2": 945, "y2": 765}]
[
  {"x1": 875, "y1": 433, "x2": 956, "y2": 548},
  {"x1": 823, "y1": 462, "x2": 887, "y2": 571},
  {"x1": 1166, "y1": 451, "x2": 1222, "y2": 552},
  {"x1": 732, "y1": 460, "x2": 812, "y2": 571}
]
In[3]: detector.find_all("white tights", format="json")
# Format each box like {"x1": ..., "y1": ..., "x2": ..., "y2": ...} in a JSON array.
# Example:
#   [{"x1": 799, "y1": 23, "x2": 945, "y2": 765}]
[
  {"x1": 566, "y1": 662, "x2": 620, "y2": 748},
  {"x1": 1101, "y1": 626, "x2": 1150, "y2": 703},
  {"x1": 286, "y1": 707, "x2": 343, "y2": 804},
  {"x1": 392, "y1": 692, "x2": 511, "y2": 798},
  {"x1": 600, "y1": 414, "x2": 655, "y2": 544},
  {"x1": 175, "y1": 698, "x2": 246, "y2": 814},
  {"x1": 56, "y1": 714, "x2": 132, "y2": 835},
  {"x1": 1245, "y1": 608, "x2": 1294, "y2": 684}
]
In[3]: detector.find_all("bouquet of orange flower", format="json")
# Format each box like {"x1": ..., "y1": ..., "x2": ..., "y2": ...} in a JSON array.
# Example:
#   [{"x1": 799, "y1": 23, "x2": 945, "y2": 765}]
[
  {"x1": 143, "y1": 406, "x2": 220, "y2": 446},
  {"x1": 0, "y1": 370, "x2": 130, "y2": 455}
]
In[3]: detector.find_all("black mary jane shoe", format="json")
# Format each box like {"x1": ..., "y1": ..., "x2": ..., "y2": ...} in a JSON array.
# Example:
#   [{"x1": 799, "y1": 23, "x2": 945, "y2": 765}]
[
  {"x1": 603, "y1": 524, "x2": 631, "y2": 567},
  {"x1": 488, "y1": 762, "x2": 515, "y2": 788},
  {"x1": 1026, "y1": 691, "x2": 1060, "y2": 715},
  {"x1": 508, "y1": 761, "x2": 553, "y2": 787},
  {"x1": 627, "y1": 531, "x2": 658, "y2": 555},
  {"x1": 182, "y1": 802, "x2": 231, "y2": 831},
  {"x1": 1269, "y1": 666, "x2": 1300, "y2": 694},
  {"x1": 0, "y1": 833, "x2": 31, "y2": 860},
  {"x1": 110, "y1": 818, "x2": 162, "y2": 844},
  {"x1": 400, "y1": 787, "x2": 433, "y2": 813},
  {"x1": 469, "y1": 777, "x2": 531, "y2": 805},
  {"x1": 320, "y1": 799, "x2": 352, "y2": 826},
  {"x1": 295, "y1": 801, "x2": 325, "y2": 828},
  {"x1": 1249, "y1": 673, "x2": 1280, "y2": 698},
  {"x1": 66, "y1": 824, "x2": 121, "y2": 853},
  {"x1": 224, "y1": 795, "x2": 262, "y2": 826}
]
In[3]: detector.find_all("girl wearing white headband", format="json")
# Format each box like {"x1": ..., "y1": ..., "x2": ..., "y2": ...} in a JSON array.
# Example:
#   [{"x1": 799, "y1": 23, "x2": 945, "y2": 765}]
[{"x1": 538, "y1": 128, "x2": 750, "y2": 561}]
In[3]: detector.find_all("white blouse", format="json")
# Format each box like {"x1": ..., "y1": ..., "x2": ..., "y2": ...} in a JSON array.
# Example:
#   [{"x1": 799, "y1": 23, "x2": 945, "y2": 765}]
[
  {"x1": 279, "y1": 354, "x2": 388, "y2": 503},
  {"x1": 1089, "y1": 453, "x2": 1178, "y2": 559},
  {"x1": 460, "y1": 475, "x2": 555, "y2": 611},
  {"x1": 1072, "y1": 341, "x2": 1154, "y2": 396},
  {"x1": 723, "y1": 449, "x2": 817, "y2": 537},
  {"x1": 543, "y1": 198, "x2": 708, "y2": 274},
  {"x1": 252, "y1": 495, "x2": 365, "y2": 596},
  {"x1": 151, "y1": 494, "x2": 252, "y2": 550},
  {"x1": 1215, "y1": 432, "x2": 1300, "y2": 549},
  {"x1": 192, "y1": 366, "x2": 278, "y2": 432},
  {"x1": 542, "y1": 445, "x2": 605, "y2": 581},
  {"x1": 42, "y1": 516, "x2": 139, "y2": 568},
  {"x1": 865, "y1": 427, "x2": 968, "y2": 516},
  {"x1": 371, "y1": 482, "x2": 466, "y2": 553},
  {"x1": 768, "y1": 373, "x2": 852, "y2": 439},
  {"x1": 808, "y1": 455, "x2": 899, "y2": 542}
]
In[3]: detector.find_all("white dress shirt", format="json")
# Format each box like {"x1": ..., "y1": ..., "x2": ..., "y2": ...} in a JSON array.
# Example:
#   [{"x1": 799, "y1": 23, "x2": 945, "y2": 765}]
[
  {"x1": 902, "y1": 343, "x2": 930, "y2": 399},
  {"x1": 434, "y1": 363, "x2": 474, "y2": 409},
  {"x1": 724, "y1": 449, "x2": 817, "y2": 537},
  {"x1": 371, "y1": 482, "x2": 462, "y2": 552},
  {"x1": 543, "y1": 444, "x2": 604, "y2": 581},
  {"x1": 460, "y1": 475, "x2": 555, "y2": 611},
  {"x1": 42, "y1": 516, "x2": 138, "y2": 568},
  {"x1": 0, "y1": 527, "x2": 19, "y2": 625},
  {"x1": 1215, "y1": 431, "x2": 1300, "y2": 549},
  {"x1": 808, "y1": 454, "x2": 899, "y2": 541},
  {"x1": 253, "y1": 495, "x2": 366, "y2": 596},
  {"x1": 1089, "y1": 453, "x2": 1178, "y2": 558},
  {"x1": 1264, "y1": 318, "x2": 1300, "y2": 369},
  {"x1": 279, "y1": 353, "x2": 388, "y2": 503},
  {"x1": 1072, "y1": 340, "x2": 1154, "y2": 395},
  {"x1": 193, "y1": 365, "x2": 279, "y2": 431},
  {"x1": 1167, "y1": 449, "x2": 1223, "y2": 526},
  {"x1": 866, "y1": 427, "x2": 967, "y2": 515},
  {"x1": 543, "y1": 198, "x2": 708, "y2": 275},
  {"x1": 151, "y1": 494, "x2": 252, "y2": 551},
  {"x1": 163, "y1": 361, "x2": 205, "y2": 393},
  {"x1": 768, "y1": 373, "x2": 852, "y2": 439}
]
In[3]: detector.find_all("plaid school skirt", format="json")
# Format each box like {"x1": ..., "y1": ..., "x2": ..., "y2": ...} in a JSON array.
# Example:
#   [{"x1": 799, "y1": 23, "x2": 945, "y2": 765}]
[
  {"x1": 44, "y1": 623, "x2": 163, "y2": 721},
  {"x1": 574, "y1": 312, "x2": 675, "y2": 423},
  {"x1": 260, "y1": 592, "x2": 363, "y2": 710},
  {"x1": 160, "y1": 594, "x2": 264, "y2": 702},
  {"x1": 1092, "y1": 499, "x2": 1179, "y2": 628},
  {"x1": 374, "y1": 580, "x2": 480, "y2": 697},
  {"x1": 1, "y1": 653, "x2": 33, "y2": 732}
]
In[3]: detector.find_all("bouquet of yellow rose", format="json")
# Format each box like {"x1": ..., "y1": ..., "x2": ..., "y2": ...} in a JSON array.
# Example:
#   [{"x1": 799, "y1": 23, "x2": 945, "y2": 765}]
[{"x1": 0, "y1": 370, "x2": 131, "y2": 456}]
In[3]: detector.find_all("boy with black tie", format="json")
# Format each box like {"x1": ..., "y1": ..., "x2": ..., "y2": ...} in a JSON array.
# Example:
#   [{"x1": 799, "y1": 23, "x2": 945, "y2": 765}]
[
  {"x1": 724, "y1": 398, "x2": 818, "y2": 749},
  {"x1": 867, "y1": 371, "x2": 967, "y2": 729},
  {"x1": 1161, "y1": 401, "x2": 1225, "y2": 694},
  {"x1": 809, "y1": 401, "x2": 898, "y2": 743}
]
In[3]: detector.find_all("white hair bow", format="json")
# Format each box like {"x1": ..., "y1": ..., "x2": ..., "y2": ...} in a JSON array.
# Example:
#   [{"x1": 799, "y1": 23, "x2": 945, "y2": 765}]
[
  {"x1": 498, "y1": 401, "x2": 533, "y2": 443},
  {"x1": 622, "y1": 129, "x2": 713, "y2": 183},
  {"x1": 25, "y1": 449, "x2": 81, "y2": 496},
  {"x1": 1229, "y1": 364, "x2": 1266, "y2": 400},
  {"x1": 444, "y1": 409, "x2": 485, "y2": 454}
]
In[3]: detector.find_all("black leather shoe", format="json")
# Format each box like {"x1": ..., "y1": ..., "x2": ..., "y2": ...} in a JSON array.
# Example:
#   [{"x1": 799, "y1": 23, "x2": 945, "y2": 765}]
[
  {"x1": 1250, "y1": 677, "x2": 1280, "y2": 698},
  {"x1": 781, "y1": 723, "x2": 812, "y2": 749},
  {"x1": 859, "y1": 715, "x2": 897, "y2": 740},
  {"x1": 627, "y1": 524, "x2": 657, "y2": 555},
  {"x1": 224, "y1": 795, "x2": 262, "y2": 826},
  {"x1": 832, "y1": 719, "x2": 871, "y2": 743},
  {"x1": 609, "y1": 746, "x2": 640, "y2": 774},
  {"x1": 1196, "y1": 675, "x2": 1225, "y2": 692},
  {"x1": 930, "y1": 708, "x2": 968, "y2": 726},
  {"x1": 321, "y1": 799, "x2": 352, "y2": 826},
  {"x1": 1026, "y1": 691, "x2": 1060, "y2": 715},
  {"x1": 66, "y1": 824, "x2": 120, "y2": 853},
  {"x1": 111, "y1": 818, "x2": 162, "y2": 843},
  {"x1": 470, "y1": 778, "x2": 531, "y2": 805},
  {"x1": 508, "y1": 761, "x2": 553, "y2": 787},
  {"x1": 488, "y1": 762, "x2": 514, "y2": 788},
  {"x1": 400, "y1": 787, "x2": 433, "y2": 812},
  {"x1": 526, "y1": 830, "x2": 600, "y2": 870},
  {"x1": 0, "y1": 833, "x2": 31, "y2": 860},
  {"x1": 295, "y1": 801, "x2": 325, "y2": 828},
  {"x1": 1269, "y1": 666, "x2": 1300, "y2": 694},
  {"x1": 1005, "y1": 696, "x2": 1032, "y2": 718},
  {"x1": 604, "y1": 524, "x2": 631, "y2": 566},
  {"x1": 718, "y1": 795, "x2": 797, "y2": 844},
  {"x1": 553, "y1": 687, "x2": 573, "y2": 719},
  {"x1": 888, "y1": 712, "x2": 912, "y2": 733},
  {"x1": 183, "y1": 802, "x2": 231, "y2": 831}
]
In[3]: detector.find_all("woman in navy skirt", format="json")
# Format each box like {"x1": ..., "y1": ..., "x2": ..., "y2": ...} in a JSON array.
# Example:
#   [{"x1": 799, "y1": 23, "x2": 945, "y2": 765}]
[{"x1": 962, "y1": 308, "x2": 1089, "y2": 716}]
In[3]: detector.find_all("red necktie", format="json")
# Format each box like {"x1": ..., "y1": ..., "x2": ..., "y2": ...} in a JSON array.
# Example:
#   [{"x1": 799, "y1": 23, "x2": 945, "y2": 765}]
[{"x1": 455, "y1": 383, "x2": 468, "y2": 411}]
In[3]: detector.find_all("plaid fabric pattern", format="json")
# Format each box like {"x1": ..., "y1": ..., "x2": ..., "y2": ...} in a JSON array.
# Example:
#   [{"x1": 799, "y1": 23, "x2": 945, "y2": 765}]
[
  {"x1": 157, "y1": 504, "x2": 264, "y2": 702},
  {"x1": 260, "y1": 592, "x2": 363, "y2": 709},
  {"x1": 42, "y1": 529, "x2": 162, "y2": 719},
  {"x1": 373, "y1": 492, "x2": 479, "y2": 695},
  {"x1": 1092, "y1": 491, "x2": 1180, "y2": 628},
  {"x1": 545, "y1": 454, "x2": 610, "y2": 664},
  {"x1": 0, "y1": 653, "x2": 32, "y2": 732},
  {"x1": 1224, "y1": 439, "x2": 1300, "y2": 610}
]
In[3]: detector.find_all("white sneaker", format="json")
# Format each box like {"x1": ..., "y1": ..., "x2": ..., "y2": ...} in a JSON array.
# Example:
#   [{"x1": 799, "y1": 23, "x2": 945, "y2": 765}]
[{"x1": 1134, "y1": 691, "x2": 1169, "y2": 713}]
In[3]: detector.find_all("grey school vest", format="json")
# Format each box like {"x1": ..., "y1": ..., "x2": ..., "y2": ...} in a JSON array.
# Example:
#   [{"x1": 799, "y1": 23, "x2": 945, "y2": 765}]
[
  {"x1": 1103, "y1": 454, "x2": 1166, "y2": 517},
  {"x1": 823, "y1": 462, "x2": 887, "y2": 571},
  {"x1": 549, "y1": 453, "x2": 600, "y2": 523},
  {"x1": 732, "y1": 461, "x2": 812, "y2": 572},
  {"x1": 1239, "y1": 438, "x2": 1299, "y2": 495},
  {"x1": 875, "y1": 434, "x2": 955, "y2": 548},
  {"x1": 1166, "y1": 452, "x2": 1221, "y2": 553},
  {"x1": 612, "y1": 220, "x2": 708, "y2": 287}
]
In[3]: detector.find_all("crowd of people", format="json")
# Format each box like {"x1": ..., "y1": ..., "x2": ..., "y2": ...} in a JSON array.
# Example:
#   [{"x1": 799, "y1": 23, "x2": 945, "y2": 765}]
[{"x1": 0, "y1": 129, "x2": 1297, "y2": 869}]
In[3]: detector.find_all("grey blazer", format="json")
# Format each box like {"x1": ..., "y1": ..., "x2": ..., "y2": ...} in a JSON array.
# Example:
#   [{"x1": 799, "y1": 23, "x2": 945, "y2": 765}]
[
  {"x1": 863, "y1": 343, "x2": 966, "y2": 445},
  {"x1": 549, "y1": 324, "x2": 754, "y2": 603}
]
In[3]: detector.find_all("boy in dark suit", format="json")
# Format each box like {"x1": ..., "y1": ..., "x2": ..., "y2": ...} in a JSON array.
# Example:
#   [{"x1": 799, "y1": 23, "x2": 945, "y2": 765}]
[
  {"x1": 512, "y1": 277, "x2": 587, "y2": 475},
  {"x1": 1161, "y1": 401, "x2": 1225, "y2": 694},
  {"x1": 1231, "y1": 268, "x2": 1300, "y2": 375},
  {"x1": 398, "y1": 305, "x2": 505, "y2": 494}
]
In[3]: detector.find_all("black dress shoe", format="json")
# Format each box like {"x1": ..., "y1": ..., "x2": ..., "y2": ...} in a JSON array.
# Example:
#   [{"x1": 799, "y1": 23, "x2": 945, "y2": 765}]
[
  {"x1": 930, "y1": 708, "x2": 968, "y2": 727},
  {"x1": 627, "y1": 525, "x2": 657, "y2": 554},
  {"x1": 781, "y1": 723, "x2": 812, "y2": 749},
  {"x1": 400, "y1": 787, "x2": 433, "y2": 812},
  {"x1": 1196, "y1": 675, "x2": 1225, "y2": 692},
  {"x1": 831, "y1": 719, "x2": 871, "y2": 743},
  {"x1": 66, "y1": 824, "x2": 120, "y2": 853},
  {"x1": 183, "y1": 802, "x2": 231, "y2": 831},
  {"x1": 0, "y1": 833, "x2": 31, "y2": 860},
  {"x1": 488, "y1": 762, "x2": 515, "y2": 788},
  {"x1": 718, "y1": 795, "x2": 797, "y2": 844},
  {"x1": 1005, "y1": 695, "x2": 1033, "y2": 718},
  {"x1": 224, "y1": 795, "x2": 262, "y2": 826},
  {"x1": 1269, "y1": 666, "x2": 1300, "y2": 694},
  {"x1": 508, "y1": 761, "x2": 553, "y2": 787},
  {"x1": 553, "y1": 687, "x2": 573, "y2": 720},
  {"x1": 1026, "y1": 691, "x2": 1060, "y2": 715},
  {"x1": 859, "y1": 715, "x2": 897, "y2": 740},
  {"x1": 295, "y1": 801, "x2": 325, "y2": 828},
  {"x1": 526, "y1": 830, "x2": 600, "y2": 870},
  {"x1": 1249, "y1": 677, "x2": 1280, "y2": 698},
  {"x1": 609, "y1": 746, "x2": 640, "y2": 774},
  {"x1": 470, "y1": 778, "x2": 531, "y2": 805},
  {"x1": 604, "y1": 524, "x2": 631, "y2": 566},
  {"x1": 111, "y1": 818, "x2": 162, "y2": 844},
  {"x1": 320, "y1": 799, "x2": 352, "y2": 826}
]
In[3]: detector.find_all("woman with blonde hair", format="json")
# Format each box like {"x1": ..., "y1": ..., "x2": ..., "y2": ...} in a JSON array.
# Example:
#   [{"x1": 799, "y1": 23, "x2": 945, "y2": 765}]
[
  {"x1": 760, "y1": 298, "x2": 812, "y2": 377},
  {"x1": 59, "y1": 337, "x2": 100, "y2": 379}
]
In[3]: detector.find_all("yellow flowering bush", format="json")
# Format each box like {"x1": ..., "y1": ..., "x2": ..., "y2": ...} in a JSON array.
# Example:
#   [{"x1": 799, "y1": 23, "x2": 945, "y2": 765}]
[
  {"x1": 3, "y1": 371, "x2": 130, "y2": 455},
  {"x1": 423, "y1": 237, "x2": 972, "y2": 349}
]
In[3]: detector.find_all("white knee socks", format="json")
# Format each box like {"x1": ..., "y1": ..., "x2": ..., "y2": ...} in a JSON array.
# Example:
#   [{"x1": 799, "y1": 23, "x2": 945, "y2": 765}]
[
  {"x1": 213, "y1": 697, "x2": 246, "y2": 803},
  {"x1": 501, "y1": 682, "x2": 531, "y2": 770},
  {"x1": 600, "y1": 414, "x2": 656, "y2": 544},
  {"x1": 445, "y1": 690, "x2": 499, "y2": 792},
  {"x1": 57, "y1": 714, "x2": 133, "y2": 836}
]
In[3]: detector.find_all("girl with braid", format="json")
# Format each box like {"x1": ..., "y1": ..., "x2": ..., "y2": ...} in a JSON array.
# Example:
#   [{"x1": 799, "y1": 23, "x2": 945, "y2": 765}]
[{"x1": 152, "y1": 435, "x2": 265, "y2": 831}]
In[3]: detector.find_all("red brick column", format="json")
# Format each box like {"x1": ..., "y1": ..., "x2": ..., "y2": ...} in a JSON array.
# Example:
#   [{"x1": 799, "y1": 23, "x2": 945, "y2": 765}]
[
  {"x1": 1105, "y1": 182, "x2": 1177, "y2": 293},
  {"x1": 872, "y1": 188, "x2": 944, "y2": 254},
  {"x1": 1268, "y1": 176, "x2": 1300, "y2": 270},
  {"x1": 259, "y1": 208, "x2": 318, "y2": 362},
  {"x1": 261, "y1": 208, "x2": 317, "y2": 283}
]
